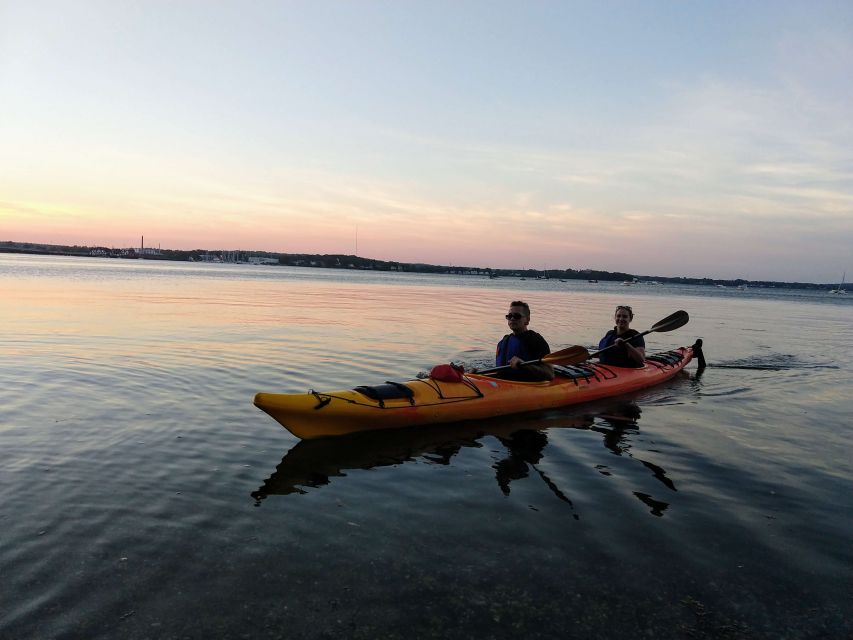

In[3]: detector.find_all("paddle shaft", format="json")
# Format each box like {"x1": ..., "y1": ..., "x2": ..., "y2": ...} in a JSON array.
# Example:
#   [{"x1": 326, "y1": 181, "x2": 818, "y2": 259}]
[{"x1": 476, "y1": 344, "x2": 589, "y2": 376}]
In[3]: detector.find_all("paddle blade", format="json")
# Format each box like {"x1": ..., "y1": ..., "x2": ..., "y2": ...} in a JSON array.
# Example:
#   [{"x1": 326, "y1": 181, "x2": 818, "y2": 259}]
[
  {"x1": 542, "y1": 345, "x2": 590, "y2": 366},
  {"x1": 649, "y1": 310, "x2": 689, "y2": 334}
]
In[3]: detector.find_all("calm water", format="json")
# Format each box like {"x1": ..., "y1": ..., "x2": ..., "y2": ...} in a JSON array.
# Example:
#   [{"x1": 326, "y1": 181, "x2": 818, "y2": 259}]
[{"x1": 2, "y1": 254, "x2": 851, "y2": 639}]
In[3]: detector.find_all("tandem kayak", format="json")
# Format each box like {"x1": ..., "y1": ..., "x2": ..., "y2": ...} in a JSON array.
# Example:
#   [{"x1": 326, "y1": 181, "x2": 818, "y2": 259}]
[{"x1": 254, "y1": 340, "x2": 704, "y2": 440}]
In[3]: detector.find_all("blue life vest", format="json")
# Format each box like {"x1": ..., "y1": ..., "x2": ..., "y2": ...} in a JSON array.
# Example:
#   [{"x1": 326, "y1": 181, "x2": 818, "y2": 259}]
[{"x1": 496, "y1": 334, "x2": 529, "y2": 366}]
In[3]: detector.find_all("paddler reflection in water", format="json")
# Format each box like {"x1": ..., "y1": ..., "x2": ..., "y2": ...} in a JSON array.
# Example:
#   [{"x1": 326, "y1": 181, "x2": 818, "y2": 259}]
[
  {"x1": 494, "y1": 430, "x2": 548, "y2": 493},
  {"x1": 597, "y1": 305, "x2": 645, "y2": 368},
  {"x1": 494, "y1": 301, "x2": 555, "y2": 381},
  {"x1": 493, "y1": 429, "x2": 575, "y2": 509}
]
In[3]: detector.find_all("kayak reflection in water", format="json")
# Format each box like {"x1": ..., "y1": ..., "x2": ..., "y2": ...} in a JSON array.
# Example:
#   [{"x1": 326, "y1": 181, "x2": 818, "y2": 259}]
[
  {"x1": 251, "y1": 425, "x2": 474, "y2": 500},
  {"x1": 251, "y1": 401, "x2": 679, "y2": 514}
]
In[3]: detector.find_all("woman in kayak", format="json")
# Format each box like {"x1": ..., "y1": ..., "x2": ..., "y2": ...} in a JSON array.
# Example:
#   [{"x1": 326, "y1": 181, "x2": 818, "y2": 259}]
[
  {"x1": 494, "y1": 301, "x2": 554, "y2": 381},
  {"x1": 598, "y1": 305, "x2": 646, "y2": 368}
]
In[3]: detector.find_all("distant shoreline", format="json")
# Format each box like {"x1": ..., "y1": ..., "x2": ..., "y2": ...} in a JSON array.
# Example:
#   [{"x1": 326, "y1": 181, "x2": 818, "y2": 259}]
[{"x1": 0, "y1": 241, "x2": 843, "y2": 291}]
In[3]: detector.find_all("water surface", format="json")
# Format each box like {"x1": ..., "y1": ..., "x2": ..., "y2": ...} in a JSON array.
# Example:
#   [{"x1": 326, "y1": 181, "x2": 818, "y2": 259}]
[{"x1": 1, "y1": 254, "x2": 851, "y2": 639}]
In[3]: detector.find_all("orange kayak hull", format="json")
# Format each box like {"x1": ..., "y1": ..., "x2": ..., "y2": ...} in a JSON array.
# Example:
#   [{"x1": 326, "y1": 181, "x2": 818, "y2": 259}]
[{"x1": 254, "y1": 346, "x2": 697, "y2": 439}]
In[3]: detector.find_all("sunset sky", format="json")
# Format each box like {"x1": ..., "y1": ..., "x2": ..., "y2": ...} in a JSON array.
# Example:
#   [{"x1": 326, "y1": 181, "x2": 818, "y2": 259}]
[{"x1": 1, "y1": 1, "x2": 851, "y2": 282}]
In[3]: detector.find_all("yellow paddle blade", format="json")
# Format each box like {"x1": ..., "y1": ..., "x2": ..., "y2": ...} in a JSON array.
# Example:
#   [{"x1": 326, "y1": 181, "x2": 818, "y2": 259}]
[{"x1": 542, "y1": 345, "x2": 590, "y2": 366}]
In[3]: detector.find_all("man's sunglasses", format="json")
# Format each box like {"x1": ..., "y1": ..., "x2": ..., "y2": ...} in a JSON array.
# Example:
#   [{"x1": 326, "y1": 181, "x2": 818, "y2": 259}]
[{"x1": 505, "y1": 313, "x2": 525, "y2": 320}]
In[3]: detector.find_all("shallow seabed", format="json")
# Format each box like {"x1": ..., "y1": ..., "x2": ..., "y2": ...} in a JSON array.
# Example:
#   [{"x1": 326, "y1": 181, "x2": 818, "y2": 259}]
[{"x1": 1, "y1": 255, "x2": 851, "y2": 639}]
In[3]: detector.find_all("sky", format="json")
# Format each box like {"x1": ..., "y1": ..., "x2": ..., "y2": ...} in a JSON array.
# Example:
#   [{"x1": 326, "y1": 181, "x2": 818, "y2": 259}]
[{"x1": 1, "y1": 1, "x2": 851, "y2": 283}]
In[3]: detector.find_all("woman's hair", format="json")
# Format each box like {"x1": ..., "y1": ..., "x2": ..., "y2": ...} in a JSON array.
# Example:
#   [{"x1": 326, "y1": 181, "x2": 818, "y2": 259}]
[{"x1": 615, "y1": 305, "x2": 633, "y2": 320}]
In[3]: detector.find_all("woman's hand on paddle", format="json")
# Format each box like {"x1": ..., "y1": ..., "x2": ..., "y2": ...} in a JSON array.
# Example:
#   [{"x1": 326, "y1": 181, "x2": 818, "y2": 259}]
[{"x1": 613, "y1": 337, "x2": 645, "y2": 365}]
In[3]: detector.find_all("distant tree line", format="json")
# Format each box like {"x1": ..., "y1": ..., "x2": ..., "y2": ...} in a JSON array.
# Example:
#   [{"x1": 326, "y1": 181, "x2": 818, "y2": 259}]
[{"x1": 0, "y1": 240, "x2": 840, "y2": 290}]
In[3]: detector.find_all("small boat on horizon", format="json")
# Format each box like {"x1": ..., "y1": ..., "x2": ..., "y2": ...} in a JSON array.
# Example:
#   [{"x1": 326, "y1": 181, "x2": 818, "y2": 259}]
[{"x1": 829, "y1": 271, "x2": 846, "y2": 294}]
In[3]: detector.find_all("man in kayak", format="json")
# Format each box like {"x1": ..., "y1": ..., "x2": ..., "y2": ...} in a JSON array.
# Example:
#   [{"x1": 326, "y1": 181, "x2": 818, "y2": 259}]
[
  {"x1": 597, "y1": 305, "x2": 646, "y2": 367},
  {"x1": 495, "y1": 301, "x2": 554, "y2": 381}
]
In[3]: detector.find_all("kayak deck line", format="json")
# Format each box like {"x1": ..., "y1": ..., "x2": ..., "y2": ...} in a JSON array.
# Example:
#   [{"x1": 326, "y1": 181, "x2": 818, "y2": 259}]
[{"x1": 254, "y1": 340, "x2": 704, "y2": 440}]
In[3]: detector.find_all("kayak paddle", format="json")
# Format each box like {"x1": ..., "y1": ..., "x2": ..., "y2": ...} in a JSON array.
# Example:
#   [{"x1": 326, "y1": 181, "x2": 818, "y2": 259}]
[
  {"x1": 477, "y1": 344, "x2": 591, "y2": 376},
  {"x1": 589, "y1": 309, "x2": 689, "y2": 360}
]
